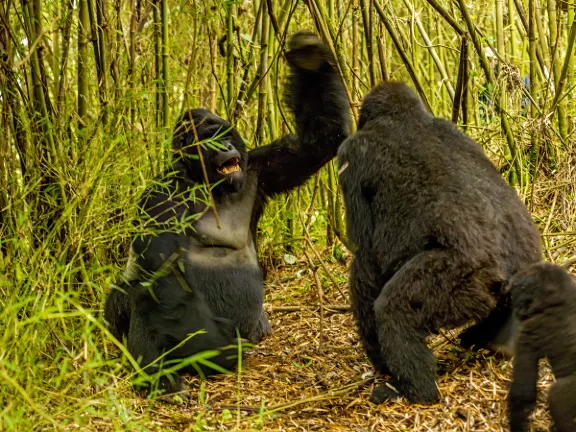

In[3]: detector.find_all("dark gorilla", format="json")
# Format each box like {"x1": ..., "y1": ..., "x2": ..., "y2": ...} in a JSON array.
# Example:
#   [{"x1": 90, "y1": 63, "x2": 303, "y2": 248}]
[
  {"x1": 507, "y1": 262, "x2": 576, "y2": 432},
  {"x1": 104, "y1": 30, "x2": 351, "y2": 396},
  {"x1": 337, "y1": 82, "x2": 542, "y2": 404}
]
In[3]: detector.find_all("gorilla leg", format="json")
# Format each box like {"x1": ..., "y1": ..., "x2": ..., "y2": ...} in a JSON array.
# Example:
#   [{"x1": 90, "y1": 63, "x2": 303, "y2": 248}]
[
  {"x1": 126, "y1": 305, "x2": 184, "y2": 396},
  {"x1": 104, "y1": 281, "x2": 132, "y2": 341},
  {"x1": 508, "y1": 340, "x2": 540, "y2": 432},
  {"x1": 371, "y1": 308, "x2": 438, "y2": 404},
  {"x1": 372, "y1": 249, "x2": 498, "y2": 404},
  {"x1": 548, "y1": 375, "x2": 576, "y2": 432},
  {"x1": 349, "y1": 258, "x2": 390, "y2": 376},
  {"x1": 127, "y1": 277, "x2": 242, "y2": 396}
]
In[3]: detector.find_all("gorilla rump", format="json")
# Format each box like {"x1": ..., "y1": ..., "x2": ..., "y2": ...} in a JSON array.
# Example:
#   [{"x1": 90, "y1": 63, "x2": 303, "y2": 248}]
[
  {"x1": 104, "y1": 30, "x2": 351, "y2": 396},
  {"x1": 337, "y1": 82, "x2": 542, "y2": 405},
  {"x1": 507, "y1": 262, "x2": 576, "y2": 432}
]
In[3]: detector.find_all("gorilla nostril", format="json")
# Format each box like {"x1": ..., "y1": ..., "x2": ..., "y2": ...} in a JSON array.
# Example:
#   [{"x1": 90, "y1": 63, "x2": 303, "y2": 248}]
[{"x1": 220, "y1": 140, "x2": 234, "y2": 151}]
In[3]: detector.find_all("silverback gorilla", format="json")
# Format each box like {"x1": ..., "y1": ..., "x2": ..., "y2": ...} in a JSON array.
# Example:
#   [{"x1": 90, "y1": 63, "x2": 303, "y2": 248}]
[
  {"x1": 104, "y1": 30, "x2": 351, "y2": 396},
  {"x1": 507, "y1": 262, "x2": 576, "y2": 432},
  {"x1": 337, "y1": 82, "x2": 542, "y2": 404}
]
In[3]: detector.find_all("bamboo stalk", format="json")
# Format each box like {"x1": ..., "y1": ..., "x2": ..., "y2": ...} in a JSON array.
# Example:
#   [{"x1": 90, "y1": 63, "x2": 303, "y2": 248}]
[
  {"x1": 352, "y1": 0, "x2": 359, "y2": 115},
  {"x1": 512, "y1": 0, "x2": 548, "y2": 79},
  {"x1": 547, "y1": 0, "x2": 567, "y2": 139},
  {"x1": 568, "y1": 0, "x2": 575, "y2": 130},
  {"x1": 78, "y1": 0, "x2": 89, "y2": 129},
  {"x1": 359, "y1": 0, "x2": 375, "y2": 86},
  {"x1": 161, "y1": 0, "x2": 168, "y2": 129},
  {"x1": 128, "y1": 0, "x2": 137, "y2": 129},
  {"x1": 425, "y1": 0, "x2": 464, "y2": 35},
  {"x1": 508, "y1": 0, "x2": 517, "y2": 59},
  {"x1": 96, "y1": 0, "x2": 108, "y2": 124},
  {"x1": 550, "y1": 17, "x2": 576, "y2": 119},
  {"x1": 255, "y1": 0, "x2": 269, "y2": 145},
  {"x1": 56, "y1": 0, "x2": 73, "y2": 119},
  {"x1": 404, "y1": 0, "x2": 455, "y2": 100},
  {"x1": 25, "y1": 0, "x2": 55, "y2": 147},
  {"x1": 377, "y1": 22, "x2": 389, "y2": 82},
  {"x1": 452, "y1": 37, "x2": 468, "y2": 124},
  {"x1": 458, "y1": 0, "x2": 523, "y2": 187},
  {"x1": 374, "y1": 1, "x2": 431, "y2": 113},
  {"x1": 529, "y1": 0, "x2": 541, "y2": 200},
  {"x1": 87, "y1": 0, "x2": 108, "y2": 125},
  {"x1": 226, "y1": 0, "x2": 235, "y2": 115},
  {"x1": 232, "y1": 0, "x2": 264, "y2": 122},
  {"x1": 179, "y1": 3, "x2": 200, "y2": 116},
  {"x1": 153, "y1": 0, "x2": 161, "y2": 129}
]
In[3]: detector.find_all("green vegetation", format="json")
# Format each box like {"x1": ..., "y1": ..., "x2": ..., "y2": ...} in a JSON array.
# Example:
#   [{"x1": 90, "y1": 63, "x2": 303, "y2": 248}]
[{"x1": 0, "y1": 0, "x2": 574, "y2": 430}]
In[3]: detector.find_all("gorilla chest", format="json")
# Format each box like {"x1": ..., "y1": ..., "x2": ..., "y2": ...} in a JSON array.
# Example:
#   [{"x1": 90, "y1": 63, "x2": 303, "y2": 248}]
[
  {"x1": 183, "y1": 179, "x2": 263, "y2": 328},
  {"x1": 191, "y1": 177, "x2": 258, "y2": 253}
]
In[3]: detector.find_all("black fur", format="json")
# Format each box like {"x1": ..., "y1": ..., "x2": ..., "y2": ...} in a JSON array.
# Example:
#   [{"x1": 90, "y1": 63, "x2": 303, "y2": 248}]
[
  {"x1": 337, "y1": 82, "x2": 542, "y2": 404},
  {"x1": 104, "y1": 30, "x2": 351, "y2": 396},
  {"x1": 507, "y1": 262, "x2": 576, "y2": 432}
]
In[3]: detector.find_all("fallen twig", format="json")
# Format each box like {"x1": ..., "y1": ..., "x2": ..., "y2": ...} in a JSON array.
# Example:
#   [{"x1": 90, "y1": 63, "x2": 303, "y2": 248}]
[{"x1": 270, "y1": 305, "x2": 350, "y2": 313}]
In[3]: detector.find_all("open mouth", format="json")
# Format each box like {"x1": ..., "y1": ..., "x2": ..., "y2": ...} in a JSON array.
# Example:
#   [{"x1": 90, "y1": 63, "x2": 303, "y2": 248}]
[{"x1": 217, "y1": 157, "x2": 241, "y2": 175}]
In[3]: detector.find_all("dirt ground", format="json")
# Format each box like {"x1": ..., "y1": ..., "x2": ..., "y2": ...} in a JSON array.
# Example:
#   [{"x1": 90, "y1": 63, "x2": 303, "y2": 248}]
[{"x1": 136, "y1": 262, "x2": 556, "y2": 432}]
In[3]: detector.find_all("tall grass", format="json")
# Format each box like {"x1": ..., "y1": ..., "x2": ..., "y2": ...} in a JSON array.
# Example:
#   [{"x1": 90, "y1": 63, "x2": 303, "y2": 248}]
[{"x1": 0, "y1": 0, "x2": 574, "y2": 429}]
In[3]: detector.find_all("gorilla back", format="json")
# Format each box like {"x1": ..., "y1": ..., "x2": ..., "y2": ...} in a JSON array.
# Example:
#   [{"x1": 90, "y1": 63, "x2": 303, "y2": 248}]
[
  {"x1": 337, "y1": 82, "x2": 541, "y2": 404},
  {"x1": 104, "y1": 30, "x2": 351, "y2": 396}
]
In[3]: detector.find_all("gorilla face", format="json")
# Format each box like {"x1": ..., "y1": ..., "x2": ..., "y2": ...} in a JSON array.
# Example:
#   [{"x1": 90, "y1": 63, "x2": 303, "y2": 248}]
[{"x1": 173, "y1": 109, "x2": 248, "y2": 191}]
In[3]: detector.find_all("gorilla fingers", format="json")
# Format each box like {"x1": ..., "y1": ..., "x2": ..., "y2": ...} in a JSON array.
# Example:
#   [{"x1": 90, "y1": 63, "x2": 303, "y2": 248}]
[{"x1": 508, "y1": 262, "x2": 576, "y2": 432}]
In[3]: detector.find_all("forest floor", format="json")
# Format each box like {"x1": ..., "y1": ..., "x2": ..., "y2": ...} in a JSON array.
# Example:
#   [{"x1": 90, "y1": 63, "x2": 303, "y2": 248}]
[{"x1": 112, "y1": 260, "x2": 557, "y2": 432}]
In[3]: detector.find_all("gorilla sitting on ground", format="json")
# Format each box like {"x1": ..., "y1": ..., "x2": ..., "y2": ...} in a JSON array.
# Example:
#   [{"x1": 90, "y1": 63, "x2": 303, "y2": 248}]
[
  {"x1": 337, "y1": 82, "x2": 542, "y2": 404},
  {"x1": 104, "y1": 30, "x2": 351, "y2": 396},
  {"x1": 507, "y1": 262, "x2": 576, "y2": 432}
]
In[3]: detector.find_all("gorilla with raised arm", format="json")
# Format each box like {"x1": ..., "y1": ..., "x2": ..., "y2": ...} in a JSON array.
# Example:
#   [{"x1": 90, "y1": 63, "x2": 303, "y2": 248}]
[
  {"x1": 507, "y1": 262, "x2": 576, "y2": 432},
  {"x1": 337, "y1": 82, "x2": 542, "y2": 405},
  {"x1": 104, "y1": 30, "x2": 351, "y2": 396}
]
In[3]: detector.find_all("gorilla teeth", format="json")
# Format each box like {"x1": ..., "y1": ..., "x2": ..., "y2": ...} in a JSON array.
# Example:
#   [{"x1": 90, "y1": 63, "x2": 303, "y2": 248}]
[{"x1": 217, "y1": 159, "x2": 241, "y2": 175}]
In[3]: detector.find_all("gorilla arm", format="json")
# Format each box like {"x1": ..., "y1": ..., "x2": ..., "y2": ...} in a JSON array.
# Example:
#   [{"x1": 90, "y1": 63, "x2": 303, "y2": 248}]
[{"x1": 249, "y1": 31, "x2": 351, "y2": 197}]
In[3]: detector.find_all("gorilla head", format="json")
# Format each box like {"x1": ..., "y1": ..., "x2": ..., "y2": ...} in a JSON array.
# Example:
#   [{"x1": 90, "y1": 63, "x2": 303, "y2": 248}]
[
  {"x1": 508, "y1": 262, "x2": 575, "y2": 320},
  {"x1": 172, "y1": 108, "x2": 248, "y2": 191},
  {"x1": 358, "y1": 82, "x2": 429, "y2": 128}
]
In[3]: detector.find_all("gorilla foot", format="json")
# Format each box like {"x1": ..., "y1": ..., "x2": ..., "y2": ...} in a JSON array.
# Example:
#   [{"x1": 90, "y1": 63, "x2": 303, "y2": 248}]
[
  {"x1": 156, "y1": 382, "x2": 192, "y2": 405},
  {"x1": 248, "y1": 312, "x2": 272, "y2": 343},
  {"x1": 370, "y1": 382, "x2": 440, "y2": 405},
  {"x1": 459, "y1": 324, "x2": 490, "y2": 352},
  {"x1": 135, "y1": 371, "x2": 189, "y2": 402},
  {"x1": 369, "y1": 383, "x2": 402, "y2": 404},
  {"x1": 460, "y1": 324, "x2": 515, "y2": 358}
]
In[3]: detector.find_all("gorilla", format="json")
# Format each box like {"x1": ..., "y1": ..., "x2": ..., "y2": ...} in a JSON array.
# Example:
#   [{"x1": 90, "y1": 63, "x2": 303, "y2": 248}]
[
  {"x1": 507, "y1": 262, "x2": 576, "y2": 432},
  {"x1": 336, "y1": 82, "x2": 542, "y2": 405},
  {"x1": 104, "y1": 30, "x2": 351, "y2": 396}
]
